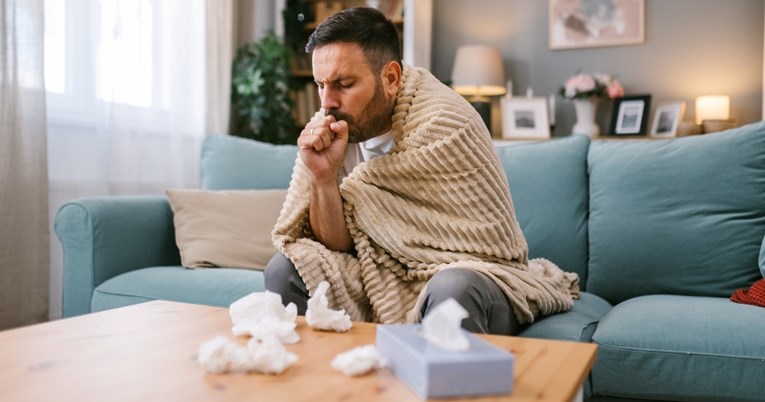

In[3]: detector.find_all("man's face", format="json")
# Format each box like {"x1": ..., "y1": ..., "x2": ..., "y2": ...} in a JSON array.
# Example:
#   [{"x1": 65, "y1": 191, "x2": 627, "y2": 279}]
[{"x1": 312, "y1": 42, "x2": 397, "y2": 143}]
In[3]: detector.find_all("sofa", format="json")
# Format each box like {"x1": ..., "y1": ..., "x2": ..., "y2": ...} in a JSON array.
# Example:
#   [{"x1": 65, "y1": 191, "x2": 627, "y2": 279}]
[{"x1": 55, "y1": 122, "x2": 765, "y2": 402}]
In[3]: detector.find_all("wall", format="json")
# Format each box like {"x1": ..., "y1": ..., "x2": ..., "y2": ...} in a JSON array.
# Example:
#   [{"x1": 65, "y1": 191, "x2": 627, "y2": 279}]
[{"x1": 431, "y1": 0, "x2": 764, "y2": 137}]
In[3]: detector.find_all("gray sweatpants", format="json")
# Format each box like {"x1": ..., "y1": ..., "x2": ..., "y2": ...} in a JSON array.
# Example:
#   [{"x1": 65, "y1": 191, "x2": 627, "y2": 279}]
[{"x1": 263, "y1": 253, "x2": 521, "y2": 335}]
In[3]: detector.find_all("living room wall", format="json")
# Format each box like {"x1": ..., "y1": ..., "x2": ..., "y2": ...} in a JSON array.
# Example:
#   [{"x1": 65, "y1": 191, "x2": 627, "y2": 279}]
[{"x1": 431, "y1": 0, "x2": 764, "y2": 137}]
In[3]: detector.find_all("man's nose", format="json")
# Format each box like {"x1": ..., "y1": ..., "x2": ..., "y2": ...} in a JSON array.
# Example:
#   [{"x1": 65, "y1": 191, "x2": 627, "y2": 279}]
[{"x1": 319, "y1": 87, "x2": 339, "y2": 111}]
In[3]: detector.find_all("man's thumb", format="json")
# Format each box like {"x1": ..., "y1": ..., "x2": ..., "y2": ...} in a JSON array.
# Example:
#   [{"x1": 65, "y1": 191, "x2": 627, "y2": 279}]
[{"x1": 330, "y1": 121, "x2": 348, "y2": 141}]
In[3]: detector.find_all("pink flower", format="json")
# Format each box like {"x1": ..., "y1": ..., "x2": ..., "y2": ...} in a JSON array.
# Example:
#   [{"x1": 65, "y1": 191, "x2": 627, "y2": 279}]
[
  {"x1": 564, "y1": 74, "x2": 596, "y2": 98},
  {"x1": 559, "y1": 71, "x2": 624, "y2": 100},
  {"x1": 606, "y1": 80, "x2": 624, "y2": 99}
]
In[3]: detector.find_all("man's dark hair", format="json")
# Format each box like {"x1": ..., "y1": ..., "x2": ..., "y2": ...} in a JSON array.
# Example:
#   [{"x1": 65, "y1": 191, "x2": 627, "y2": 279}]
[{"x1": 305, "y1": 7, "x2": 402, "y2": 75}]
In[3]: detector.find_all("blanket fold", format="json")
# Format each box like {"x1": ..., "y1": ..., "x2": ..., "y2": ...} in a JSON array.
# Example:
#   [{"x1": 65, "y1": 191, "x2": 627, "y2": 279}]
[{"x1": 273, "y1": 65, "x2": 579, "y2": 324}]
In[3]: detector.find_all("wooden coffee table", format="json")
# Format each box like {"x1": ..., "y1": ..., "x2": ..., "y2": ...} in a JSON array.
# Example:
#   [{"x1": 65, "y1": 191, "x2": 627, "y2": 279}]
[{"x1": 0, "y1": 301, "x2": 596, "y2": 402}]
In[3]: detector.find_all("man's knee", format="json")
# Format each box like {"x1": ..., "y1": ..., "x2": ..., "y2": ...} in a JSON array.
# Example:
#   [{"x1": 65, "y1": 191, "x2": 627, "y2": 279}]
[
  {"x1": 423, "y1": 268, "x2": 519, "y2": 335},
  {"x1": 425, "y1": 268, "x2": 485, "y2": 305},
  {"x1": 264, "y1": 252, "x2": 298, "y2": 291},
  {"x1": 264, "y1": 253, "x2": 309, "y2": 314}
]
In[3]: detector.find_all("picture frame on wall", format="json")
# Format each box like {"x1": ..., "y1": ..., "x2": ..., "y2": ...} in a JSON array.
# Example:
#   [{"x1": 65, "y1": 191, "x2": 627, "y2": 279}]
[
  {"x1": 650, "y1": 101, "x2": 687, "y2": 137},
  {"x1": 549, "y1": 0, "x2": 645, "y2": 50},
  {"x1": 608, "y1": 95, "x2": 652, "y2": 135},
  {"x1": 501, "y1": 97, "x2": 551, "y2": 139}
]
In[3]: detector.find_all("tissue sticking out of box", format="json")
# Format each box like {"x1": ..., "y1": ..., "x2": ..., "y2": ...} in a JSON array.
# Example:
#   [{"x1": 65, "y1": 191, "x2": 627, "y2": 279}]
[
  {"x1": 421, "y1": 298, "x2": 470, "y2": 351},
  {"x1": 229, "y1": 291, "x2": 300, "y2": 344},
  {"x1": 331, "y1": 344, "x2": 386, "y2": 377},
  {"x1": 198, "y1": 335, "x2": 298, "y2": 375},
  {"x1": 306, "y1": 281, "x2": 352, "y2": 332}
]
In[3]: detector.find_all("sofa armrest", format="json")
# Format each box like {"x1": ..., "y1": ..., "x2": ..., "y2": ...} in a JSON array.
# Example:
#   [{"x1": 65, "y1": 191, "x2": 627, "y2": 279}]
[{"x1": 54, "y1": 195, "x2": 181, "y2": 317}]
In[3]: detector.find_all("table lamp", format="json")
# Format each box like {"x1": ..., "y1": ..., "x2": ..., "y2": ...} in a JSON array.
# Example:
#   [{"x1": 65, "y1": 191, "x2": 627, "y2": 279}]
[
  {"x1": 695, "y1": 95, "x2": 735, "y2": 133},
  {"x1": 451, "y1": 45, "x2": 506, "y2": 131}
]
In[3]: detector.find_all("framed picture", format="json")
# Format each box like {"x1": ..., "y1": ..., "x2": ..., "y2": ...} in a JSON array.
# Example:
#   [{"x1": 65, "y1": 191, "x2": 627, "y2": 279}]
[
  {"x1": 650, "y1": 101, "x2": 687, "y2": 137},
  {"x1": 501, "y1": 97, "x2": 551, "y2": 139},
  {"x1": 608, "y1": 95, "x2": 652, "y2": 135},
  {"x1": 549, "y1": 0, "x2": 645, "y2": 50}
]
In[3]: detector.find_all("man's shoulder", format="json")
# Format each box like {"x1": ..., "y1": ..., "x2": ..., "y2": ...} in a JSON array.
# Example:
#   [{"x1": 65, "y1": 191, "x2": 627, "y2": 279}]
[{"x1": 403, "y1": 66, "x2": 477, "y2": 119}]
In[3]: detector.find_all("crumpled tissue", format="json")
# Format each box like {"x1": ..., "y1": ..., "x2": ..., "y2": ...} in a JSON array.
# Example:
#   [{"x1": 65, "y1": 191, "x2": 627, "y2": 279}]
[
  {"x1": 229, "y1": 291, "x2": 300, "y2": 344},
  {"x1": 421, "y1": 297, "x2": 470, "y2": 351},
  {"x1": 331, "y1": 345, "x2": 386, "y2": 376},
  {"x1": 198, "y1": 335, "x2": 298, "y2": 375},
  {"x1": 306, "y1": 281, "x2": 352, "y2": 332}
]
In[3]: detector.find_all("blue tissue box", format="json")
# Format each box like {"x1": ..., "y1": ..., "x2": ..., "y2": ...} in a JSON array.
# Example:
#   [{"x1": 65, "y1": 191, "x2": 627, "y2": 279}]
[{"x1": 376, "y1": 324, "x2": 514, "y2": 399}]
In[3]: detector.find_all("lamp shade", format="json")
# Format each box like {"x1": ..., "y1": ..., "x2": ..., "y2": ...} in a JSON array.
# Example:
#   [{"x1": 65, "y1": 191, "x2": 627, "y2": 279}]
[
  {"x1": 695, "y1": 95, "x2": 730, "y2": 123},
  {"x1": 451, "y1": 45, "x2": 506, "y2": 98}
]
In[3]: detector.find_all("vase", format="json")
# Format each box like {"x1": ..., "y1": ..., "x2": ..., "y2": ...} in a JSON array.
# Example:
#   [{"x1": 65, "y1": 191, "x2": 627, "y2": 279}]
[{"x1": 572, "y1": 98, "x2": 600, "y2": 138}]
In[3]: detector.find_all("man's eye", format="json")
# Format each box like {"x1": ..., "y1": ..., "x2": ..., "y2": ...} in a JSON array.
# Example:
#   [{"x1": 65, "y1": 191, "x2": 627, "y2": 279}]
[{"x1": 339, "y1": 82, "x2": 353, "y2": 89}]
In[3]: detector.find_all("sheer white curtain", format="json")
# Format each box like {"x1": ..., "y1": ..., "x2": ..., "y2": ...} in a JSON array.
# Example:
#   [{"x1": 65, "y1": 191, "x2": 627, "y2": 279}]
[
  {"x1": 0, "y1": 0, "x2": 50, "y2": 329},
  {"x1": 205, "y1": 0, "x2": 235, "y2": 134},
  {"x1": 46, "y1": 0, "x2": 206, "y2": 319}
]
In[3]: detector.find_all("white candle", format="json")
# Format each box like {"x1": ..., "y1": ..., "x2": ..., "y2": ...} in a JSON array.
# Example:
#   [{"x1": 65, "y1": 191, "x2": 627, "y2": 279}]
[{"x1": 548, "y1": 94, "x2": 556, "y2": 126}]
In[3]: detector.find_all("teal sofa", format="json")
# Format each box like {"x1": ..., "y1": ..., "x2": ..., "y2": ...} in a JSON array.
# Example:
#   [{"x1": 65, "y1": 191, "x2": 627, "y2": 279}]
[{"x1": 55, "y1": 122, "x2": 765, "y2": 402}]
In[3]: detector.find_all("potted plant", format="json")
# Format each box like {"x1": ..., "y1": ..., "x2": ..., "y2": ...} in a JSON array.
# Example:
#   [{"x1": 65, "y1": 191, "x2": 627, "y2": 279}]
[{"x1": 231, "y1": 31, "x2": 298, "y2": 144}]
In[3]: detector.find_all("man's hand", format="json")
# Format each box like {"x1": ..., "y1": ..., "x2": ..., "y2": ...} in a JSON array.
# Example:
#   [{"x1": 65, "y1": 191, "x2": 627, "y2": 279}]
[{"x1": 297, "y1": 114, "x2": 349, "y2": 183}]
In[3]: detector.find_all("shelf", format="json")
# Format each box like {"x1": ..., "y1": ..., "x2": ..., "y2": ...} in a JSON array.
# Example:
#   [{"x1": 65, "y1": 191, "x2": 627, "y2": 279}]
[
  {"x1": 291, "y1": 68, "x2": 314, "y2": 78},
  {"x1": 305, "y1": 17, "x2": 402, "y2": 30}
]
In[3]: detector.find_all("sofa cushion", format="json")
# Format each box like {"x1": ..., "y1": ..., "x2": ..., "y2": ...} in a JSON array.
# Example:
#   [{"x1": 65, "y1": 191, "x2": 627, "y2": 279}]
[
  {"x1": 587, "y1": 122, "x2": 765, "y2": 304},
  {"x1": 166, "y1": 189, "x2": 286, "y2": 270},
  {"x1": 519, "y1": 291, "x2": 612, "y2": 401},
  {"x1": 201, "y1": 134, "x2": 298, "y2": 190},
  {"x1": 495, "y1": 135, "x2": 590, "y2": 286},
  {"x1": 591, "y1": 295, "x2": 765, "y2": 402},
  {"x1": 91, "y1": 266, "x2": 265, "y2": 312},
  {"x1": 519, "y1": 292, "x2": 611, "y2": 342}
]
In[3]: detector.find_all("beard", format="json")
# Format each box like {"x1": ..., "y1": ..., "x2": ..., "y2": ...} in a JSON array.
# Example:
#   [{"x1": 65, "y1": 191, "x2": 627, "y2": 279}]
[{"x1": 326, "y1": 80, "x2": 394, "y2": 144}]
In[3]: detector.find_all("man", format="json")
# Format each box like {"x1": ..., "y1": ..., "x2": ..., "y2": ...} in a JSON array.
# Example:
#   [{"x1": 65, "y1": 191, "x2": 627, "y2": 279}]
[{"x1": 265, "y1": 7, "x2": 579, "y2": 335}]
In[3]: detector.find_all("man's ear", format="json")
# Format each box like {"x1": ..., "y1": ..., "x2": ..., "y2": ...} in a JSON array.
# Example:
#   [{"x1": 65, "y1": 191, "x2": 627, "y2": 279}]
[{"x1": 380, "y1": 61, "x2": 402, "y2": 98}]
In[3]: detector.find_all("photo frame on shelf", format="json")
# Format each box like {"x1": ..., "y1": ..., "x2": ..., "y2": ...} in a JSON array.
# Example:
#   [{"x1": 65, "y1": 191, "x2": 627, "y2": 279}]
[
  {"x1": 608, "y1": 95, "x2": 652, "y2": 136},
  {"x1": 650, "y1": 101, "x2": 687, "y2": 137},
  {"x1": 501, "y1": 97, "x2": 551, "y2": 139},
  {"x1": 548, "y1": 0, "x2": 645, "y2": 50}
]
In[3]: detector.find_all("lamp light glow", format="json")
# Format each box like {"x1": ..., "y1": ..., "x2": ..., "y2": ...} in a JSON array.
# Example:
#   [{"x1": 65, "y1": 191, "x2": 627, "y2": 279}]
[{"x1": 695, "y1": 95, "x2": 730, "y2": 124}]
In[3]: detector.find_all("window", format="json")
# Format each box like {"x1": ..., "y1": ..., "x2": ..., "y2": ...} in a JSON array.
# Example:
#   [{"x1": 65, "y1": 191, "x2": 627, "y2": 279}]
[
  {"x1": 96, "y1": 0, "x2": 154, "y2": 107},
  {"x1": 44, "y1": 0, "x2": 205, "y2": 186},
  {"x1": 43, "y1": 0, "x2": 65, "y2": 93},
  {"x1": 44, "y1": 0, "x2": 203, "y2": 128}
]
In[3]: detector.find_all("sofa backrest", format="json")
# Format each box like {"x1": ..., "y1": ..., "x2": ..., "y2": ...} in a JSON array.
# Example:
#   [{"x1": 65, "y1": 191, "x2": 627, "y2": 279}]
[
  {"x1": 495, "y1": 135, "x2": 591, "y2": 287},
  {"x1": 200, "y1": 134, "x2": 593, "y2": 287},
  {"x1": 586, "y1": 121, "x2": 765, "y2": 304},
  {"x1": 200, "y1": 134, "x2": 297, "y2": 190}
]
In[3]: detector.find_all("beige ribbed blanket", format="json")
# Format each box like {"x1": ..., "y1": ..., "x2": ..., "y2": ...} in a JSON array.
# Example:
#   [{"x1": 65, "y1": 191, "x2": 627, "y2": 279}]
[{"x1": 272, "y1": 65, "x2": 579, "y2": 325}]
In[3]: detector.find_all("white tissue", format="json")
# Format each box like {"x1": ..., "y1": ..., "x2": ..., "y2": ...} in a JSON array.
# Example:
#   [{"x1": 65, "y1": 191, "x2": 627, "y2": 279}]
[
  {"x1": 421, "y1": 297, "x2": 470, "y2": 351},
  {"x1": 331, "y1": 345, "x2": 385, "y2": 376},
  {"x1": 305, "y1": 281, "x2": 352, "y2": 332},
  {"x1": 246, "y1": 336, "x2": 299, "y2": 375},
  {"x1": 197, "y1": 335, "x2": 298, "y2": 375},
  {"x1": 197, "y1": 335, "x2": 234, "y2": 374},
  {"x1": 229, "y1": 291, "x2": 300, "y2": 344}
]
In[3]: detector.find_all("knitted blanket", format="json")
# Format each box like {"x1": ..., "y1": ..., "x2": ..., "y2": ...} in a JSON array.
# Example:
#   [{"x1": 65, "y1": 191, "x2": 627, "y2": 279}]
[{"x1": 272, "y1": 66, "x2": 579, "y2": 324}]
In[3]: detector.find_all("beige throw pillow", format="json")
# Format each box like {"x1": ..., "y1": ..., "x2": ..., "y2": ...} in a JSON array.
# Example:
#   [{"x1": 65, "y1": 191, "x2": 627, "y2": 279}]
[{"x1": 165, "y1": 189, "x2": 287, "y2": 270}]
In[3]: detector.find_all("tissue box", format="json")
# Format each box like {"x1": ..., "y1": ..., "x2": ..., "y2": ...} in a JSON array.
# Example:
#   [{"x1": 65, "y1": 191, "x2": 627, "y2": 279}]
[{"x1": 376, "y1": 324, "x2": 514, "y2": 399}]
